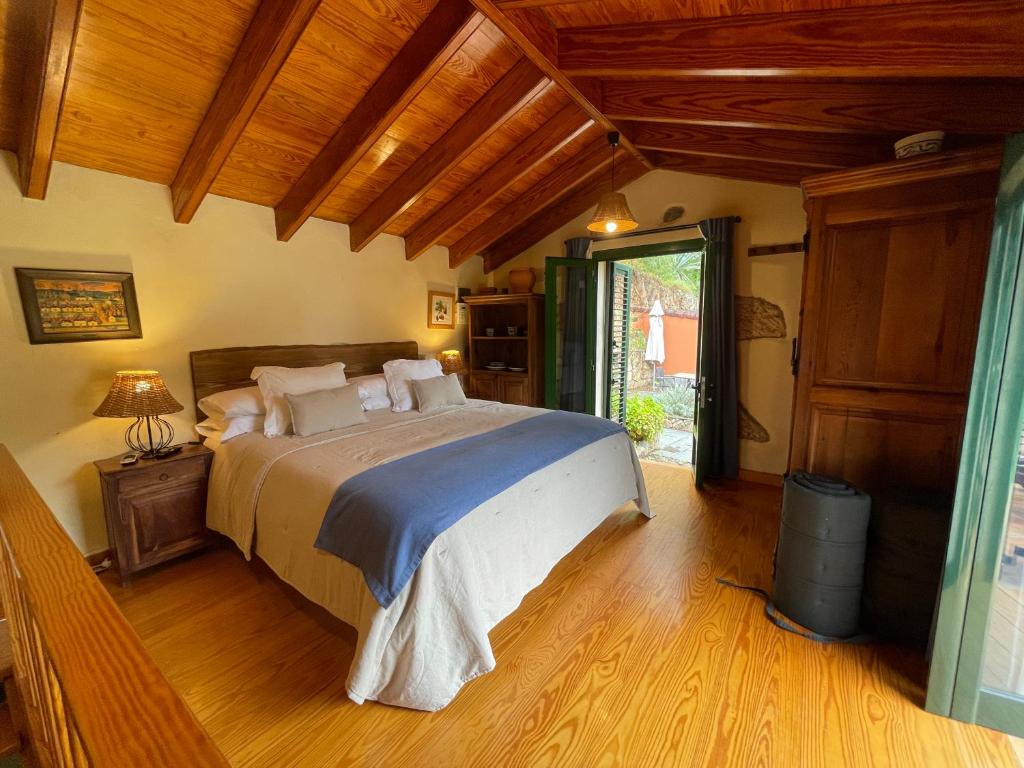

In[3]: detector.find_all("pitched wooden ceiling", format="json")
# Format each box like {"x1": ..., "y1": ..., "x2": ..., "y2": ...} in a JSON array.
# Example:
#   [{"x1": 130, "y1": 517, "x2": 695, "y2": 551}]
[{"x1": 2, "y1": 0, "x2": 1022, "y2": 273}]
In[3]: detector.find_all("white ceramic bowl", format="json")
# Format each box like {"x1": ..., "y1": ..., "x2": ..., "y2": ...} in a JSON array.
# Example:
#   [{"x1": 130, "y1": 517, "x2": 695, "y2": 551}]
[{"x1": 895, "y1": 131, "x2": 945, "y2": 159}]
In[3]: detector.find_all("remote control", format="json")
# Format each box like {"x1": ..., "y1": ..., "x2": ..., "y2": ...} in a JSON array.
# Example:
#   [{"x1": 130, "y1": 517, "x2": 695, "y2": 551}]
[{"x1": 120, "y1": 452, "x2": 141, "y2": 466}]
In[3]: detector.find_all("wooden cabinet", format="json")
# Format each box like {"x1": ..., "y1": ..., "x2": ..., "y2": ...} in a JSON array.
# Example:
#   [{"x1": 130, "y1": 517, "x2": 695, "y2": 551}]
[
  {"x1": 95, "y1": 445, "x2": 214, "y2": 585},
  {"x1": 791, "y1": 145, "x2": 1002, "y2": 501},
  {"x1": 791, "y1": 145, "x2": 1004, "y2": 646},
  {"x1": 470, "y1": 371, "x2": 529, "y2": 404},
  {"x1": 464, "y1": 294, "x2": 544, "y2": 407}
]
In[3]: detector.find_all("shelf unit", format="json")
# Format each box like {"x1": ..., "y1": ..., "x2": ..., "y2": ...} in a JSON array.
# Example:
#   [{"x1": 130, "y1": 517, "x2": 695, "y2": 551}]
[{"x1": 464, "y1": 294, "x2": 544, "y2": 407}]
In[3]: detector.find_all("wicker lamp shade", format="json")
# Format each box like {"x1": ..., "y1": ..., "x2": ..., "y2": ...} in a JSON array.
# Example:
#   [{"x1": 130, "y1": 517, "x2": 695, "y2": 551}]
[
  {"x1": 587, "y1": 132, "x2": 639, "y2": 234},
  {"x1": 436, "y1": 349, "x2": 467, "y2": 375},
  {"x1": 94, "y1": 371, "x2": 183, "y2": 457},
  {"x1": 94, "y1": 371, "x2": 183, "y2": 417},
  {"x1": 587, "y1": 191, "x2": 639, "y2": 234}
]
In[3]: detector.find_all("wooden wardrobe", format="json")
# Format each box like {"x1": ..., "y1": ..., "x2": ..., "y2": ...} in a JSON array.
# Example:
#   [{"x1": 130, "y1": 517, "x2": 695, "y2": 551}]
[
  {"x1": 791, "y1": 144, "x2": 1007, "y2": 644},
  {"x1": 790, "y1": 145, "x2": 1003, "y2": 502}
]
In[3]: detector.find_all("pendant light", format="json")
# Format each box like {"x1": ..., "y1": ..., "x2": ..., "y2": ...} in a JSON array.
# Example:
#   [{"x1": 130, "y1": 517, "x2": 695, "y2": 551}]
[{"x1": 587, "y1": 131, "x2": 639, "y2": 234}]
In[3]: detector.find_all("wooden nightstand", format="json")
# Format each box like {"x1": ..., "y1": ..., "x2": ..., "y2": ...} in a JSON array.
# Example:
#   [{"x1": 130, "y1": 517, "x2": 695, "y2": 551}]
[{"x1": 95, "y1": 444, "x2": 214, "y2": 586}]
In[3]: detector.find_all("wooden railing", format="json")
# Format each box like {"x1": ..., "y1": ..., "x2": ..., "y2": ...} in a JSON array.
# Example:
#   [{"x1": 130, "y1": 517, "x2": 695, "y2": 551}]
[{"x1": 0, "y1": 446, "x2": 228, "y2": 767}]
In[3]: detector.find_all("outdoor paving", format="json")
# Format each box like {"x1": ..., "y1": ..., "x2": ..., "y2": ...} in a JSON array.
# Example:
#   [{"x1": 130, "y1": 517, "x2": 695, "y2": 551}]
[{"x1": 648, "y1": 426, "x2": 693, "y2": 465}]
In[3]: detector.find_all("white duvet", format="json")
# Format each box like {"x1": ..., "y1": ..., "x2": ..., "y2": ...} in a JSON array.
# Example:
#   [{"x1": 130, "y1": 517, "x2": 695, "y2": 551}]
[{"x1": 205, "y1": 400, "x2": 650, "y2": 710}]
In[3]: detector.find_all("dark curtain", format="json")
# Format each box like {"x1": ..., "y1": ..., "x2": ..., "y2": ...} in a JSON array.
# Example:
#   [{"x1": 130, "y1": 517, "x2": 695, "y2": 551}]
[
  {"x1": 559, "y1": 237, "x2": 590, "y2": 412},
  {"x1": 695, "y1": 217, "x2": 739, "y2": 486}
]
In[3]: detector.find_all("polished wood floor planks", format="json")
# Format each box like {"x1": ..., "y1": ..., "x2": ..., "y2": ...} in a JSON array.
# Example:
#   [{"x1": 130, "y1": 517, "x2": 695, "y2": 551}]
[{"x1": 104, "y1": 462, "x2": 1019, "y2": 767}]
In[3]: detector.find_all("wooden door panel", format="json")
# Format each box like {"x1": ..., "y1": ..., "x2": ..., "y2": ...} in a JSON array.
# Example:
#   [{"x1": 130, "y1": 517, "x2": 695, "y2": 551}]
[
  {"x1": 818, "y1": 210, "x2": 989, "y2": 392},
  {"x1": 124, "y1": 483, "x2": 207, "y2": 569},
  {"x1": 500, "y1": 377, "x2": 529, "y2": 405},
  {"x1": 471, "y1": 373, "x2": 498, "y2": 401},
  {"x1": 818, "y1": 225, "x2": 889, "y2": 383},
  {"x1": 807, "y1": 406, "x2": 963, "y2": 496}
]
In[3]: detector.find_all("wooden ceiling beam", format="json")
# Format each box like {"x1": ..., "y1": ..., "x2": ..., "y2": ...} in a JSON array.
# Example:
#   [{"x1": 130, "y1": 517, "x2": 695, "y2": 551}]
[
  {"x1": 649, "y1": 151, "x2": 818, "y2": 187},
  {"x1": 16, "y1": 0, "x2": 83, "y2": 199},
  {"x1": 466, "y1": 0, "x2": 654, "y2": 171},
  {"x1": 349, "y1": 58, "x2": 548, "y2": 252},
  {"x1": 557, "y1": 1, "x2": 1024, "y2": 79},
  {"x1": 448, "y1": 138, "x2": 612, "y2": 267},
  {"x1": 600, "y1": 79, "x2": 1024, "y2": 136},
  {"x1": 496, "y1": 0, "x2": 592, "y2": 8},
  {"x1": 274, "y1": 0, "x2": 484, "y2": 243},
  {"x1": 171, "y1": 0, "x2": 323, "y2": 224},
  {"x1": 403, "y1": 103, "x2": 593, "y2": 261},
  {"x1": 623, "y1": 122, "x2": 892, "y2": 170},
  {"x1": 482, "y1": 157, "x2": 648, "y2": 273}
]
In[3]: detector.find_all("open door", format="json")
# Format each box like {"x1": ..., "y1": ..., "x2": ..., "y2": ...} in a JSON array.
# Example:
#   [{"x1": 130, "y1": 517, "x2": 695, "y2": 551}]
[
  {"x1": 605, "y1": 262, "x2": 632, "y2": 423},
  {"x1": 544, "y1": 257, "x2": 597, "y2": 413},
  {"x1": 928, "y1": 135, "x2": 1024, "y2": 737},
  {"x1": 692, "y1": 242, "x2": 712, "y2": 487}
]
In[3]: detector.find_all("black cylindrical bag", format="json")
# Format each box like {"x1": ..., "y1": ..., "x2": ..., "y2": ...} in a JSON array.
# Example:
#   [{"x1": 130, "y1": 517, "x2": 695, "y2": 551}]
[{"x1": 773, "y1": 472, "x2": 872, "y2": 638}]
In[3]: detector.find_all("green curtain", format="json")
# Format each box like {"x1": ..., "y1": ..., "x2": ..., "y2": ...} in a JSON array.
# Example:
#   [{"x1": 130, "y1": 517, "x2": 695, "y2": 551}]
[
  {"x1": 694, "y1": 217, "x2": 739, "y2": 487},
  {"x1": 559, "y1": 237, "x2": 590, "y2": 412}
]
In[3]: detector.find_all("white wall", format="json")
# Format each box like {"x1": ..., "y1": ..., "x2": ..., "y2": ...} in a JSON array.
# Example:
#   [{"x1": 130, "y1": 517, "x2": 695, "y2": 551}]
[
  {"x1": 491, "y1": 169, "x2": 807, "y2": 476},
  {"x1": 0, "y1": 153, "x2": 484, "y2": 554}
]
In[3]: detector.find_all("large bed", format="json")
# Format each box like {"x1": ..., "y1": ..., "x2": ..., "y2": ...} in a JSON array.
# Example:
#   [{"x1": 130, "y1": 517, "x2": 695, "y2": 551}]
[{"x1": 192, "y1": 342, "x2": 651, "y2": 711}]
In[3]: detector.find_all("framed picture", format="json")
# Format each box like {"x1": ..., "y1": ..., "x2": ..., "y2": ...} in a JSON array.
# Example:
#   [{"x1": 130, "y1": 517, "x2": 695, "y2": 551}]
[
  {"x1": 427, "y1": 290, "x2": 455, "y2": 330},
  {"x1": 15, "y1": 268, "x2": 143, "y2": 344}
]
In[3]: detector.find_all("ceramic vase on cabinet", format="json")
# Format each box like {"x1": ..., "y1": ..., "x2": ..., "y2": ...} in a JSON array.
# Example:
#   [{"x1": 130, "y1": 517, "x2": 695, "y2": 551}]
[{"x1": 508, "y1": 267, "x2": 536, "y2": 294}]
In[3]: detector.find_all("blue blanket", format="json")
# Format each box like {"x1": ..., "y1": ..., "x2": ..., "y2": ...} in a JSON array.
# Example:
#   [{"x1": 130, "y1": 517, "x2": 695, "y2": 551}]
[{"x1": 314, "y1": 410, "x2": 627, "y2": 607}]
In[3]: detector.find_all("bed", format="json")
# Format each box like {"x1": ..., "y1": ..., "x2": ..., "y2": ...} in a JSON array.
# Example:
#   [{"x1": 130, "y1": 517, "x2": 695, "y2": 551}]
[{"x1": 191, "y1": 342, "x2": 651, "y2": 711}]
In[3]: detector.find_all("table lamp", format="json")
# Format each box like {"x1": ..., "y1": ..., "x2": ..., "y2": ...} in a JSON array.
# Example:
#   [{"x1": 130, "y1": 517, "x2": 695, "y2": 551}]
[
  {"x1": 94, "y1": 370, "x2": 183, "y2": 457},
  {"x1": 436, "y1": 349, "x2": 467, "y2": 376}
]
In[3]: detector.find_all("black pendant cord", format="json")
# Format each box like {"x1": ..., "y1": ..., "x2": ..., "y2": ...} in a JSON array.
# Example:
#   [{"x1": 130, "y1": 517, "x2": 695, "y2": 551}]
[
  {"x1": 602, "y1": 131, "x2": 618, "y2": 193},
  {"x1": 610, "y1": 138, "x2": 616, "y2": 192}
]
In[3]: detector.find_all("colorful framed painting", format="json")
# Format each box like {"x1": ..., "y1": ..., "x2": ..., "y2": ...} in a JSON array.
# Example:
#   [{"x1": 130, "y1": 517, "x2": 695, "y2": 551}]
[
  {"x1": 427, "y1": 290, "x2": 455, "y2": 330},
  {"x1": 15, "y1": 268, "x2": 143, "y2": 344}
]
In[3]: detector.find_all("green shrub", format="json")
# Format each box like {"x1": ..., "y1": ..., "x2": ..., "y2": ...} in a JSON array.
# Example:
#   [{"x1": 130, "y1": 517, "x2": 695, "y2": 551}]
[
  {"x1": 653, "y1": 385, "x2": 695, "y2": 420},
  {"x1": 625, "y1": 396, "x2": 666, "y2": 444}
]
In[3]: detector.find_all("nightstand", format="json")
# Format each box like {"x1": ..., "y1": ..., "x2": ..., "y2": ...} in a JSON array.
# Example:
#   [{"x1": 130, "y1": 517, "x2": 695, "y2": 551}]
[{"x1": 95, "y1": 444, "x2": 214, "y2": 586}]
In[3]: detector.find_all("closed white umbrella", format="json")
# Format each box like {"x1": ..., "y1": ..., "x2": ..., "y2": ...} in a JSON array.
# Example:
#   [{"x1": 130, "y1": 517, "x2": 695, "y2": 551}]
[{"x1": 645, "y1": 299, "x2": 666, "y2": 365}]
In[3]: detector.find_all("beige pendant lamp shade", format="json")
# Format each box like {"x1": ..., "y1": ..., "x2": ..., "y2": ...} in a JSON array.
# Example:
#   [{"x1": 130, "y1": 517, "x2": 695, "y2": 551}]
[
  {"x1": 588, "y1": 132, "x2": 639, "y2": 234},
  {"x1": 589, "y1": 191, "x2": 639, "y2": 235}
]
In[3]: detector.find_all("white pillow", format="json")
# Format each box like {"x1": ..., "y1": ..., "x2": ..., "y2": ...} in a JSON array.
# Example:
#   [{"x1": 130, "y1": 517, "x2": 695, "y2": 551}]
[
  {"x1": 251, "y1": 362, "x2": 347, "y2": 437},
  {"x1": 195, "y1": 415, "x2": 265, "y2": 442},
  {"x1": 197, "y1": 386, "x2": 265, "y2": 418},
  {"x1": 348, "y1": 374, "x2": 392, "y2": 411},
  {"x1": 382, "y1": 359, "x2": 444, "y2": 413}
]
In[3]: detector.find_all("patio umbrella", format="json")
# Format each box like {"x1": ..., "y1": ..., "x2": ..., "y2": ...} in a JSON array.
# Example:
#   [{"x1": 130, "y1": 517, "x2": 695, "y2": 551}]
[{"x1": 645, "y1": 299, "x2": 666, "y2": 365}]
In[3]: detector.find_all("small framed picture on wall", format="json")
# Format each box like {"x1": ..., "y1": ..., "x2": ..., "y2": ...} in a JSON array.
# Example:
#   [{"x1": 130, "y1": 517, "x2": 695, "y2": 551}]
[
  {"x1": 427, "y1": 290, "x2": 455, "y2": 330},
  {"x1": 15, "y1": 268, "x2": 143, "y2": 344}
]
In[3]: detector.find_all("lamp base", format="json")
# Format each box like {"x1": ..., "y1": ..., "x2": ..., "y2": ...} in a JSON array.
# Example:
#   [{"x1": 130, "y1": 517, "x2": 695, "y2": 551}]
[{"x1": 125, "y1": 415, "x2": 175, "y2": 457}]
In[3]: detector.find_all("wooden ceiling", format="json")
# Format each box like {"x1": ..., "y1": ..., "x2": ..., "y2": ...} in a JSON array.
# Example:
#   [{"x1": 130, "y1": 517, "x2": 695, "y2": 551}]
[{"x1": 2, "y1": 0, "x2": 1022, "y2": 273}]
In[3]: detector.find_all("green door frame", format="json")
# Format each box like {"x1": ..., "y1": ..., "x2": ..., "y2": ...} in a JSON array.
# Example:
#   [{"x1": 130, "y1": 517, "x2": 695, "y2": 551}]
[
  {"x1": 544, "y1": 257, "x2": 598, "y2": 412},
  {"x1": 543, "y1": 238, "x2": 706, "y2": 415},
  {"x1": 927, "y1": 135, "x2": 1024, "y2": 736},
  {"x1": 595, "y1": 237, "x2": 706, "y2": 427},
  {"x1": 591, "y1": 238, "x2": 706, "y2": 263}
]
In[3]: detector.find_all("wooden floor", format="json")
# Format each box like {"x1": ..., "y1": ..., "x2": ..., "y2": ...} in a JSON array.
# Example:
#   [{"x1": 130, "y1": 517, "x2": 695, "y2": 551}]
[{"x1": 104, "y1": 463, "x2": 1020, "y2": 768}]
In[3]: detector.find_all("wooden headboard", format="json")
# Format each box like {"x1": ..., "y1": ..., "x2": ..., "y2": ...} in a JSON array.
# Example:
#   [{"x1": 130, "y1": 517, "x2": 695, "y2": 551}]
[{"x1": 189, "y1": 341, "x2": 418, "y2": 419}]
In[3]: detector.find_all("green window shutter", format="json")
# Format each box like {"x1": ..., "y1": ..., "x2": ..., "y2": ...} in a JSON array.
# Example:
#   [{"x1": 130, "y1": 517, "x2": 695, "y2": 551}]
[{"x1": 606, "y1": 262, "x2": 632, "y2": 423}]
